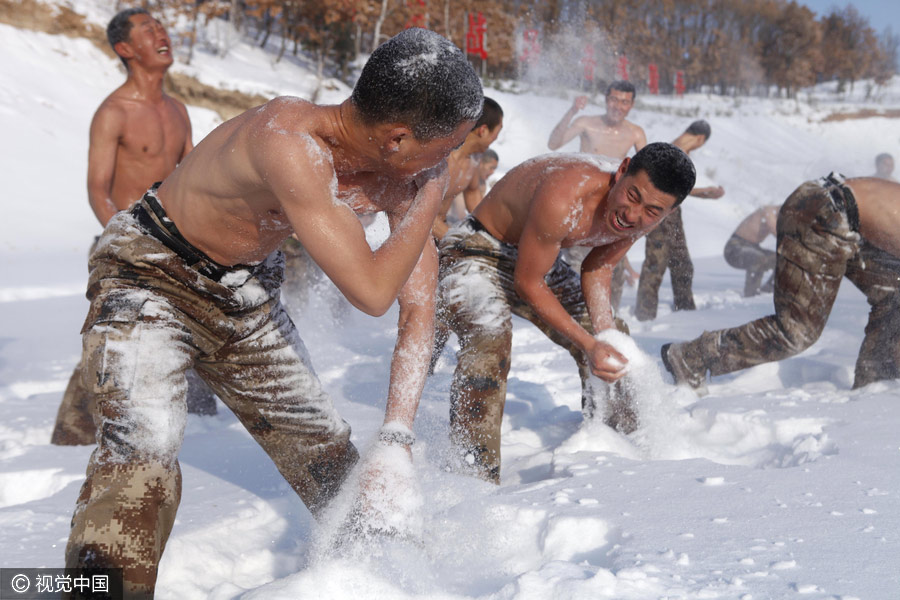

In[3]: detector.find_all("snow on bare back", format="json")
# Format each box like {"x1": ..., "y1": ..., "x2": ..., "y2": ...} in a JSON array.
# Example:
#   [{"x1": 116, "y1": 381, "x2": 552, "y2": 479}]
[{"x1": 5, "y1": 9, "x2": 900, "y2": 599}]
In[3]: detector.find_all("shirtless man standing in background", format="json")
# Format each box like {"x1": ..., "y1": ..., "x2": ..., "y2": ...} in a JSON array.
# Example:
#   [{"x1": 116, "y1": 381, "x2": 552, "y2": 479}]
[
  {"x1": 51, "y1": 7, "x2": 214, "y2": 446},
  {"x1": 548, "y1": 80, "x2": 647, "y2": 158},
  {"x1": 547, "y1": 80, "x2": 647, "y2": 309},
  {"x1": 431, "y1": 97, "x2": 503, "y2": 240}
]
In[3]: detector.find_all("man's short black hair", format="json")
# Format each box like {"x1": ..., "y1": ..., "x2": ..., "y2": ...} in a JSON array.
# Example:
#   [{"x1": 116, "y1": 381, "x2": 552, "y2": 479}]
[
  {"x1": 482, "y1": 148, "x2": 499, "y2": 163},
  {"x1": 475, "y1": 97, "x2": 503, "y2": 131},
  {"x1": 606, "y1": 80, "x2": 636, "y2": 100},
  {"x1": 686, "y1": 119, "x2": 711, "y2": 140},
  {"x1": 626, "y1": 142, "x2": 696, "y2": 207},
  {"x1": 351, "y1": 28, "x2": 483, "y2": 141},
  {"x1": 876, "y1": 152, "x2": 893, "y2": 164},
  {"x1": 107, "y1": 8, "x2": 150, "y2": 68}
]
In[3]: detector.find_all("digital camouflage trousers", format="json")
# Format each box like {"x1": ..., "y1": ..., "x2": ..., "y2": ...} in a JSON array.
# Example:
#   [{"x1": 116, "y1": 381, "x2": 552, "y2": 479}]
[
  {"x1": 65, "y1": 198, "x2": 358, "y2": 598},
  {"x1": 51, "y1": 238, "x2": 217, "y2": 447},
  {"x1": 634, "y1": 207, "x2": 696, "y2": 321},
  {"x1": 723, "y1": 233, "x2": 777, "y2": 297},
  {"x1": 437, "y1": 218, "x2": 633, "y2": 483}
]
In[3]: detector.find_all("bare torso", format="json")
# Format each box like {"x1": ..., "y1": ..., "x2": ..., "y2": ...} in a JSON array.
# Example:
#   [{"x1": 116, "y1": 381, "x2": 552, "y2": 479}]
[
  {"x1": 158, "y1": 97, "x2": 416, "y2": 266},
  {"x1": 472, "y1": 153, "x2": 621, "y2": 249},
  {"x1": 446, "y1": 150, "x2": 479, "y2": 199},
  {"x1": 575, "y1": 116, "x2": 644, "y2": 159},
  {"x1": 432, "y1": 149, "x2": 479, "y2": 234},
  {"x1": 733, "y1": 205, "x2": 779, "y2": 244},
  {"x1": 848, "y1": 177, "x2": 900, "y2": 257},
  {"x1": 100, "y1": 89, "x2": 190, "y2": 210}
]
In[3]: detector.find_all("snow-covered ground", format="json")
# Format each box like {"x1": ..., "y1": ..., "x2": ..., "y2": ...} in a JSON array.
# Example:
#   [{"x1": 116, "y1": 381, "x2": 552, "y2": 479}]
[{"x1": 1, "y1": 5, "x2": 900, "y2": 599}]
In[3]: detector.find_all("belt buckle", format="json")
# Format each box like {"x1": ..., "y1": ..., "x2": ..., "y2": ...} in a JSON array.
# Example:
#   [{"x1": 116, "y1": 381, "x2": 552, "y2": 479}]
[{"x1": 193, "y1": 261, "x2": 224, "y2": 282}]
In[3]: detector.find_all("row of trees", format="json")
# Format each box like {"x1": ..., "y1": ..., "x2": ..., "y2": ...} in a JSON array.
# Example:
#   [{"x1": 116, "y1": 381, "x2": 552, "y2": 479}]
[{"x1": 126, "y1": 0, "x2": 897, "y2": 97}]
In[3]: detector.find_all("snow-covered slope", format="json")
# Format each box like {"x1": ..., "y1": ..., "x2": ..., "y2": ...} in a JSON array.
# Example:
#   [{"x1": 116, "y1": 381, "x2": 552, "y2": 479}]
[{"x1": 1, "y1": 5, "x2": 899, "y2": 599}]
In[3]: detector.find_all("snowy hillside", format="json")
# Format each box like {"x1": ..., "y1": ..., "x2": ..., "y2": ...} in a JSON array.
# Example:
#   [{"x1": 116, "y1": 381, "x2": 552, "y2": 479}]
[{"x1": 1, "y1": 4, "x2": 899, "y2": 599}]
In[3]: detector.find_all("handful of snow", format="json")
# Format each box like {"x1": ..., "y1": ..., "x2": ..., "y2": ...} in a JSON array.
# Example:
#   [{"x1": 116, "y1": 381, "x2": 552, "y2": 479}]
[
  {"x1": 312, "y1": 425, "x2": 424, "y2": 558},
  {"x1": 583, "y1": 330, "x2": 676, "y2": 440},
  {"x1": 593, "y1": 329, "x2": 650, "y2": 374},
  {"x1": 563, "y1": 329, "x2": 693, "y2": 458}
]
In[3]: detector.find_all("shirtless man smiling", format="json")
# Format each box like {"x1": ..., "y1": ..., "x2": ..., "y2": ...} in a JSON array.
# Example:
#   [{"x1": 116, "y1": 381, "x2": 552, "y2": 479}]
[
  {"x1": 437, "y1": 143, "x2": 695, "y2": 482},
  {"x1": 547, "y1": 80, "x2": 647, "y2": 159},
  {"x1": 547, "y1": 80, "x2": 647, "y2": 309},
  {"x1": 65, "y1": 28, "x2": 482, "y2": 597},
  {"x1": 88, "y1": 9, "x2": 191, "y2": 224}
]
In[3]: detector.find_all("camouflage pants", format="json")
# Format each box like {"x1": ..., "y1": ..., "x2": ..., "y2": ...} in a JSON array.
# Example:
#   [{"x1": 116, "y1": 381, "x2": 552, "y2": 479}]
[
  {"x1": 562, "y1": 246, "x2": 627, "y2": 311},
  {"x1": 65, "y1": 196, "x2": 358, "y2": 597},
  {"x1": 438, "y1": 218, "x2": 632, "y2": 483},
  {"x1": 723, "y1": 233, "x2": 777, "y2": 297},
  {"x1": 609, "y1": 261, "x2": 626, "y2": 311},
  {"x1": 634, "y1": 207, "x2": 695, "y2": 321},
  {"x1": 280, "y1": 236, "x2": 351, "y2": 322},
  {"x1": 51, "y1": 241, "x2": 216, "y2": 447},
  {"x1": 280, "y1": 236, "x2": 318, "y2": 310},
  {"x1": 676, "y1": 178, "x2": 900, "y2": 389}
]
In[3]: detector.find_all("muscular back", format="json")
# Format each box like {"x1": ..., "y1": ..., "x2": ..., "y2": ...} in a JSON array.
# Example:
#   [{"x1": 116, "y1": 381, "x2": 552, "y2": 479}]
[
  {"x1": 849, "y1": 177, "x2": 900, "y2": 257},
  {"x1": 733, "y1": 205, "x2": 779, "y2": 244}
]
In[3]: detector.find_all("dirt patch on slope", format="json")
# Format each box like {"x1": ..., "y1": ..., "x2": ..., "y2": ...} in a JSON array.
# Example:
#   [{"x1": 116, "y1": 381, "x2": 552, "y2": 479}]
[
  {"x1": 164, "y1": 72, "x2": 268, "y2": 121},
  {"x1": 0, "y1": 0, "x2": 269, "y2": 120},
  {"x1": 822, "y1": 109, "x2": 900, "y2": 122}
]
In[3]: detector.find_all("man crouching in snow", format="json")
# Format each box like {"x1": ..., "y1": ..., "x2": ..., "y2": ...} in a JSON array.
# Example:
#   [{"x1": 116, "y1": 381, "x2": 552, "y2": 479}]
[
  {"x1": 662, "y1": 174, "x2": 900, "y2": 394},
  {"x1": 436, "y1": 143, "x2": 696, "y2": 483},
  {"x1": 65, "y1": 28, "x2": 482, "y2": 597}
]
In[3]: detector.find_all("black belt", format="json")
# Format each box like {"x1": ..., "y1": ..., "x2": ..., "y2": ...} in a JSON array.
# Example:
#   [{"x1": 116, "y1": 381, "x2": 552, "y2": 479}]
[
  {"x1": 131, "y1": 187, "x2": 242, "y2": 282},
  {"x1": 822, "y1": 173, "x2": 860, "y2": 233},
  {"x1": 465, "y1": 215, "x2": 491, "y2": 234}
]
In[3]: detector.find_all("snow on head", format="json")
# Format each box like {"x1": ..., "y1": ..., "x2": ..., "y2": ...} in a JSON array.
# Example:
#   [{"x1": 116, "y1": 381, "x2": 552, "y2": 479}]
[
  {"x1": 351, "y1": 28, "x2": 483, "y2": 141},
  {"x1": 394, "y1": 50, "x2": 440, "y2": 77}
]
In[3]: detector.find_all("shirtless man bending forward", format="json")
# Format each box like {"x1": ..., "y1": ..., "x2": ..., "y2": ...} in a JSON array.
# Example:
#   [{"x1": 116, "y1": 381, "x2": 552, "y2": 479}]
[
  {"x1": 547, "y1": 80, "x2": 648, "y2": 308},
  {"x1": 438, "y1": 143, "x2": 696, "y2": 482},
  {"x1": 724, "y1": 204, "x2": 780, "y2": 297},
  {"x1": 64, "y1": 28, "x2": 482, "y2": 597},
  {"x1": 664, "y1": 175, "x2": 900, "y2": 394}
]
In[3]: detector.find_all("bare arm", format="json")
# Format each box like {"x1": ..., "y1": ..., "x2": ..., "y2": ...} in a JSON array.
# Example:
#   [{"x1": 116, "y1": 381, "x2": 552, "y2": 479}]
[
  {"x1": 263, "y1": 133, "x2": 447, "y2": 316},
  {"x1": 690, "y1": 185, "x2": 725, "y2": 199},
  {"x1": 431, "y1": 190, "x2": 456, "y2": 240},
  {"x1": 176, "y1": 99, "x2": 193, "y2": 159},
  {"x1": 620, "y1": 256, "x2": 639, "y2": 286},
  {"x1": 86, "y1": 103, "x2": 126, "y2": 226},
  {"x1": 462, "y1": 171, "x2": 484, "y2": 213},
  {"x1": 547, "y1": 96, "x2": 588, "y2": 150},
  {"x1": 513, "y1": 178, "x2": 627, "y2": 381},
  {"x1": 581, "y1": 240, "x2": 631, "y2": 332},
  {"x1": 764, "y1": 205, "x2": 779, "y2": 237},
  {"x1": 633, "y1": 125, "x2": 647, "y2": 153},
  {"x1": 381, "y1": 235, "x2": 438, "y2": 433}
]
